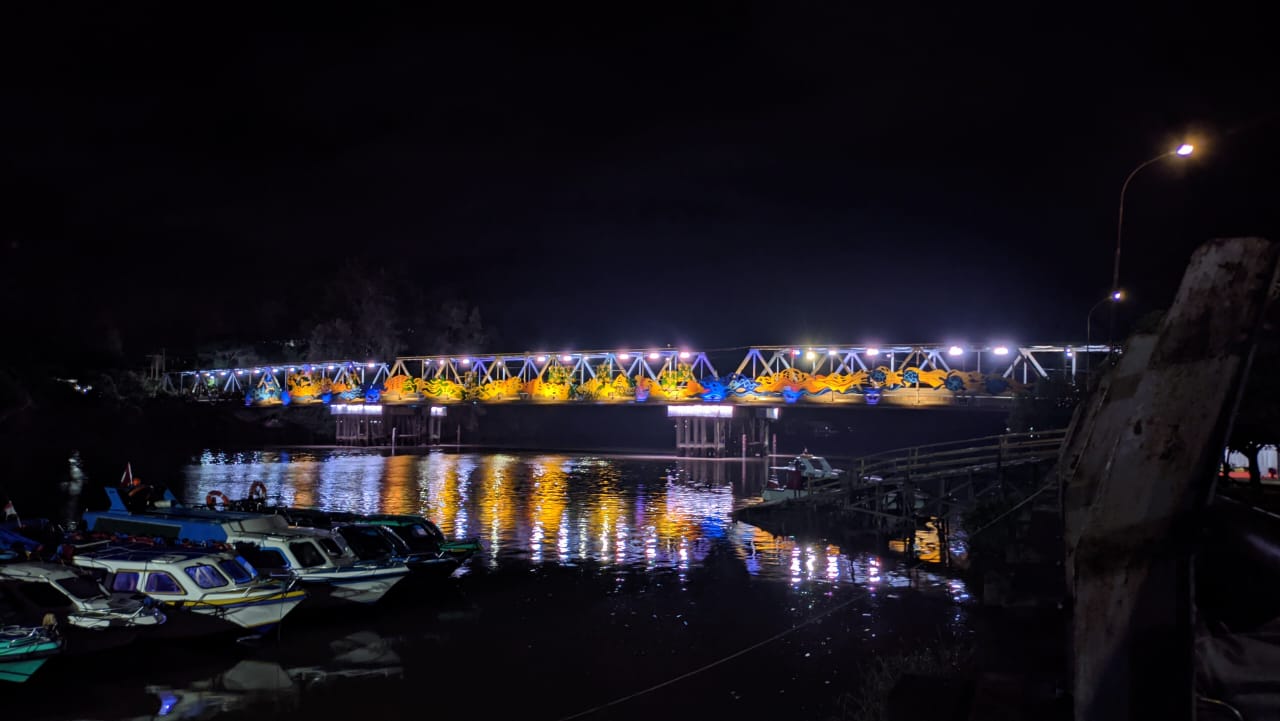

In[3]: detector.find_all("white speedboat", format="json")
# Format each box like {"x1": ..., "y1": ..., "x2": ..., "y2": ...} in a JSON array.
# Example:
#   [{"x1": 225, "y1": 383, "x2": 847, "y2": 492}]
[
  {"x1": 0, "y1": 563, "x2": 165, "y2": 653},
  {"x1": 71, "y1": 547, "x2": 307, "y2": 635},
  {"x1": 763, "y1": 453, "x2": 843, "y2": 502},
  {"x1": 225, "y1": 526, "x2": 410, "y2": 606}
]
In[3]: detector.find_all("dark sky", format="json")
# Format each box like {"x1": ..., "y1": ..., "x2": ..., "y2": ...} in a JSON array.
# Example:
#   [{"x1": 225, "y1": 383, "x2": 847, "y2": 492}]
[{"x1": 6, "y1": 4, "x2": 1279, "y2": 365}]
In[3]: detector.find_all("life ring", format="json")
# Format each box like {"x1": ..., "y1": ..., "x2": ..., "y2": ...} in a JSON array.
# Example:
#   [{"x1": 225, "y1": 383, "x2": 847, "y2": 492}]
[
  {"x1": 248, "y1": 482, "x2": 268, "y2": 501},
  {"x1": 206, "y1": 490, "x2": 230, "y2": 510}
]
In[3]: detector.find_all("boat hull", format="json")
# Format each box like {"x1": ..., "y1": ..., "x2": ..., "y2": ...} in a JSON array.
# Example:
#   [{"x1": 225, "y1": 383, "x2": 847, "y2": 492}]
[
  {"x1": 164, "y1": 588, "x2": 308, "y2": 634},
  {"x1": 0, "y1": 656, "x2": 51, "y2": 684},
  {"x1": 761, "y1": 487, "x2": 815, "y2": 502},
  {"x1": 298, "y1": 568, "x2": 408, "y2": 606},
  {"x1": 0, "y1": 639, "x2": 61, "y2": 684}
]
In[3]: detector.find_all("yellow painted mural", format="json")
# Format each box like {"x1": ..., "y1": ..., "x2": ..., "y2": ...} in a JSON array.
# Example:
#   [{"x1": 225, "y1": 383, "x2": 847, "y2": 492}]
[{"x1": 238, "y1": 356, "x2": 1033, "y2": 406}]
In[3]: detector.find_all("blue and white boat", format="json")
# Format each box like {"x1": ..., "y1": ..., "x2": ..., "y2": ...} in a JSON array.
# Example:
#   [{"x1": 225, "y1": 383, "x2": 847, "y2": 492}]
[
  {"x1": 82, "y1": 489, "x2": 409, "y2": 605},
  {"x1": 70, "y1": 547, "x2": 307, "y2": 635}
]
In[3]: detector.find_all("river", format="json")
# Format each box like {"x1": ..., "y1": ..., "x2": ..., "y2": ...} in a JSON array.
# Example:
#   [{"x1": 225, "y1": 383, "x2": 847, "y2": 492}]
[{"x1": 9, "y1": 449, "x2": 974, "y2": 721}]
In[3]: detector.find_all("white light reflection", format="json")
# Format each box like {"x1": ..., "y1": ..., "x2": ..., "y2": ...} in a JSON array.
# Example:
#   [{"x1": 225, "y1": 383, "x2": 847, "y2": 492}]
[{"x1": 557, "y1": 511, "x2": 570, "y2": 562}]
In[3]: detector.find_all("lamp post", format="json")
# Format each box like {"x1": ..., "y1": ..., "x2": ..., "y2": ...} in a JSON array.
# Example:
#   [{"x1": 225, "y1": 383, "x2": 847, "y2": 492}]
[
  {"x1": 1110, "y1": 143, "x2": 1193, "y2": 342},
  {"x1": 1087, "y1": 290, "x2": 1124, "y2": 380}
]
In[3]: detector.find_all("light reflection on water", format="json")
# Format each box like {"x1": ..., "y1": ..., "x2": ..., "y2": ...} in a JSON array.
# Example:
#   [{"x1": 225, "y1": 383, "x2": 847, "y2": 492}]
[{"x1": 184, "y1": 450, "x2": 962, "y2": 591}]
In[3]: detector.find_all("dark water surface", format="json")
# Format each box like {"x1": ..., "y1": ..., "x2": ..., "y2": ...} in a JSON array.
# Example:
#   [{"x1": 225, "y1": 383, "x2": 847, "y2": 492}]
[{"x1": 10, "y1": 450, "x2": 972, "y2": 721}]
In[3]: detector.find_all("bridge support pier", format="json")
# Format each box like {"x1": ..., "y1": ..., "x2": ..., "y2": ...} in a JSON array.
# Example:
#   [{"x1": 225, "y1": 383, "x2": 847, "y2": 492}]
[
  {"x1": 334, "y1": 406, "x2": 438, "y2": 447},
  {"x1": 674, "y1": 417, "x2": 729, "y2": 457}
]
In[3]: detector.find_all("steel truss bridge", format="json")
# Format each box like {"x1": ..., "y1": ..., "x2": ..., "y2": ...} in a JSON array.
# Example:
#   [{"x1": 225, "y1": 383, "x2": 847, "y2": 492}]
[{"x1": 162, "y1": 343, "x2": 1107, "y2": 410}]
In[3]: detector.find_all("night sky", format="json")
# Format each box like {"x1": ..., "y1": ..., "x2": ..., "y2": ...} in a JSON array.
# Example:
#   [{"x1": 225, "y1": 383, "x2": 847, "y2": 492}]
[{"x1": 6, "y1": 4, "x2": 1279, "y2": 367}]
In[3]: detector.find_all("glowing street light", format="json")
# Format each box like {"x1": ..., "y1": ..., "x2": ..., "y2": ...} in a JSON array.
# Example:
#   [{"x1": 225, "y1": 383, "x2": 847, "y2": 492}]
[
  {"x1": 461, "y1": 358, "x2": 471, "y2": 365},
  {"x1": 804, "y1": 350, "x2": 816, "y2": 361},
  {"x1": 1113, "y1": 142, "x2": 1195, "y2": 318},
  {"x1": 1087, "y1": 290, "x2": 1126, "y2": 377},
  {"x1": 866, "y1": 348, "x2": 880, "y2": 357},
  {"x1": 560, "y1": 354, "x2": 573, "y2": 363},
  {"x1": 618, "y1": 352, "x2": 631, "y2": 360},
  {"x1": 679, "y1": 351, "x2": 691, "y2": 359},
  {"x1": 948, "y1": 345, "x2": 964, "y2": 357},
  {"x1": 648, "y1": 352, "x2": 660, "y2": 360},
  {"x1": 828, "y1": 349, "x2": 838, "y2": 356},
  {"x1": 993, "y1": 346, "x2": 1010, "y2": 356}
]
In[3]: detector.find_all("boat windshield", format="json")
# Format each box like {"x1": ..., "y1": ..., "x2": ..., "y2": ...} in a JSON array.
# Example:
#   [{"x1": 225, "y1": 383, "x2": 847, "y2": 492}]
[
  {"x1": 55, "y1": 576, "x2": 108, "y2": 601},
  {"x1": 338, "y1": 526, "x2": 393, "y2": 561},
  {"x1": 815, "y1": 458, "x2": 833, "y2": 473},
  {"x1": 218, "y1": 558, "x2": 254, "y2": 584},
  {"x1": 289, "y1": 541, "x2": 328, "y2": 568},
  {"x1": 317, "y1": 537, "x2": 346, "y2": 557}
]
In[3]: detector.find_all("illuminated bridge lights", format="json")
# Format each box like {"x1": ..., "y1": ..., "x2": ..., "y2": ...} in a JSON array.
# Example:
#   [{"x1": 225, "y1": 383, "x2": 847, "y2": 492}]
[
  {"x1": 667, "y1": 405, "x2": 733, "y2": 418},
  {"x1": 330, "y1": 404, "x2": 383, "y2": 415},
  {"x1": 168, "y1": 344, "x2": 1098, "y2": 408}
]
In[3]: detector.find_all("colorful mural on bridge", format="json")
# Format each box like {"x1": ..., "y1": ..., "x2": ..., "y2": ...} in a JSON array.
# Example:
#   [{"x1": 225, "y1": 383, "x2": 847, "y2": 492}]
[{"x1": 235, "y1": 362, "x2": 1026, "y2": 407}]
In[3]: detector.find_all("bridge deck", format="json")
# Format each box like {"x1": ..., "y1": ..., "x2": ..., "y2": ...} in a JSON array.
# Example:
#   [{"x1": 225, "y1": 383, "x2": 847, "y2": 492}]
[{"x1": 158, "y1": 344, "x2": 1110, "y2": 409}]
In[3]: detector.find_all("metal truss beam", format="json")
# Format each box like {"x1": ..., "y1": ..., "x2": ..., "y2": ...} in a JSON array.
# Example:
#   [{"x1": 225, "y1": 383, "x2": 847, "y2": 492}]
[{"x1": 162, "y1": 343, "x2": 1112, "y2": 406}]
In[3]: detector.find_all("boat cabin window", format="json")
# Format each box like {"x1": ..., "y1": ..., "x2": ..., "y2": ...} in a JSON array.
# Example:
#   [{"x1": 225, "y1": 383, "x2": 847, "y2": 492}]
[
  {"x1": 143, "y1": 572, "x2": 183, "y2": 594},
  {"x1": 377, "y1": 527, "x2": 411, "y2": 555},
  {"x1": 317, "y1": 538, "x2": 344, "y2": 557},
  {"x1": 111, "y1": 572, "x2": 141, "y2": 592},
  {"x1": 183, "y1": 564, "x2": 230, "y2": 589},
  {"x1": 338, "y1": 526, "x2": 392, "y2": 560},
  {"x1": 423, "y1": 521, "x2": 446, "y2": 542},
  {"x1": 238, "y1": 547, "x2": 288, "y2": 570},
  {"x1": 55, "y1": 576, "x2": 108, "y2": 601},
  {"x1": 289, "y1": 541, "x2": 327, "y2": 568},
  {"x1": 218, "y1": 559, "x2": 254, "y2": 584},
  {"x1": 15, "y1": 582, "x2": 74, "y2": 609}
]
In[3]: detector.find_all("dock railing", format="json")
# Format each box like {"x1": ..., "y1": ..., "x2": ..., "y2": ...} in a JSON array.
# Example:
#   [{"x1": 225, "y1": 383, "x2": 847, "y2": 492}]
[{"x1": 801, "y1": 429, "x2": 1068, "y2": 496}]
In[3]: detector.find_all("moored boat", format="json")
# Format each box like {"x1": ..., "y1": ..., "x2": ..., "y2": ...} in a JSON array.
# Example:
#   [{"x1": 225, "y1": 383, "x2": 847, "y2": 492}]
[
  {"x1": 762, "y1": 453, "x2": 844, "y2": 502},
  {"x1": 1, "y1": 625, "x2": 62, "y2": 683},
  {"x1": 253, "y1": 505, "x2": 481, "y2": 563},
  {"x1": 226, "y1": 526, "x2": 410, "y2": 606},
  {"x1": 81, "y1": 489, "x2": 410, "y2": 605},
  {"x1": 334, "y1": 524, "x2": 461, "y2": 580},
  {"x1": 70, "y1": 546, "x2": 307, "y2": 635},
  {"x1": 0, "y1": 562, "x2": 165, "y2": 653}
]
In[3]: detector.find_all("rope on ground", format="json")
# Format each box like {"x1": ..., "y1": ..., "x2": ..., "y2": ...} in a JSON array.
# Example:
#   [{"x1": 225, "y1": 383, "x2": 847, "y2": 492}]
[{"x1": 552, "y1": 589, "x2": 868, "y2": 721}]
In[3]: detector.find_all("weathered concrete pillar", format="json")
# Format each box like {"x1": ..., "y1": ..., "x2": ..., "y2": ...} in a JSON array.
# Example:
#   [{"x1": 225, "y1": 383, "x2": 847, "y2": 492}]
[{"x1": 1063, "y1": 238, "x2": 1280, "y2": 721}]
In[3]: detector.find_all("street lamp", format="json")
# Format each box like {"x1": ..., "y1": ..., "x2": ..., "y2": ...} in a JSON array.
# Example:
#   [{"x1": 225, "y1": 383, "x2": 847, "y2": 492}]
[
  {"x1": 1111, "y1": 143, "x2": 1194, "y2": 339},
  {"x1": 1087, "y1": 290, "x2": 1125, "y2": 378}
]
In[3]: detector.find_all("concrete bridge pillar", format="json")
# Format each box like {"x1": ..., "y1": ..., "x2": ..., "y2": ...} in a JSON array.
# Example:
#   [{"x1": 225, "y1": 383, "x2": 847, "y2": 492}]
[{"x1": 674, "y1": 416, "x2": 730, "y2": 457}]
